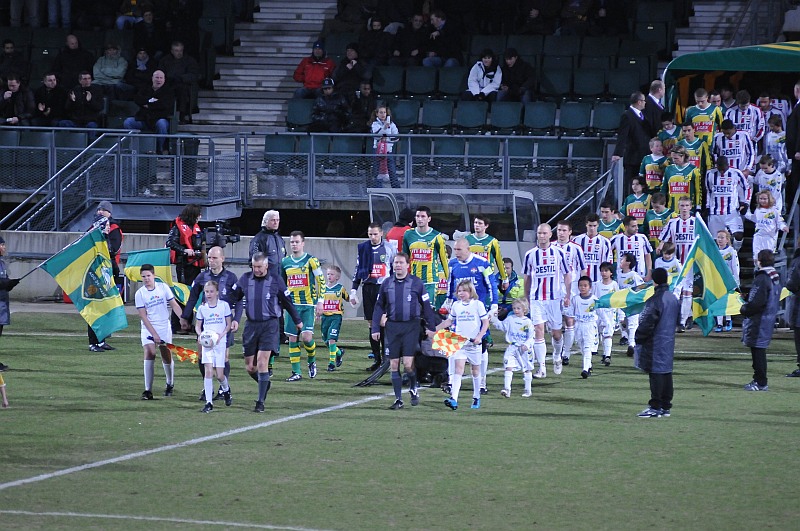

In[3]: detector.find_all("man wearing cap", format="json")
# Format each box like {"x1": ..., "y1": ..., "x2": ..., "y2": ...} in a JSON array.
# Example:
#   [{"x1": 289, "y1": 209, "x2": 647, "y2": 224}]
[
  {"x1": 124, "y1": 48, "x2": 158, "y2": 94},
  {"x1": 309, "y1": 77, "x2": 350, "y2": 133},
  {"x1": 496, "y1": 48, "x2": 535, "y2": 103},
  {"x1": 333, "y1": 42, "x2": 366, "y2": 96},
  {"x1": 93, "y1": 43, "x2": 130, "y2": 99},
  {"x1": 293, "y1": 41, "x2": 336, "y2": 99},
  {"x1": 633, "y1": 267, "x2": 679, "y2": 418},
  {"x1": 124, "y1": 70, "x2": 175, "y2": 154},
  {"x1": 0, "y1": 235, "x2": 21, "y2": 372},
  {"x1": 88, "y1": 201, "x2": 124, "y2": 352}
]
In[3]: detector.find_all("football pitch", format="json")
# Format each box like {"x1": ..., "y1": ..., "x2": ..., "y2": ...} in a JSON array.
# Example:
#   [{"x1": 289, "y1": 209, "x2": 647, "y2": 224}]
[{"x1": 1, "y1": 311, "x2": 800, "y2": 530}]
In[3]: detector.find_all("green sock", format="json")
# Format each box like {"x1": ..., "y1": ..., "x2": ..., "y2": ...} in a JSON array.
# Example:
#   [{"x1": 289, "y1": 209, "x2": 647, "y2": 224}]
[
  {"x1": 328, "y1": 344, "x2": 337, "y2": 364},
  {"x1": 304, "y1": 340, "x2": 316, "y2": 365}
]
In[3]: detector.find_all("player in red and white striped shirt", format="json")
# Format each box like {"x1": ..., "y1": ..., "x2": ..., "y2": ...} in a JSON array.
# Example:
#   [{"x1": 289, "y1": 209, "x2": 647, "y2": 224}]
[
  {"x1": 574, "y1": 213, "x2": 612, "y2": 284},
  {"x1": 713, "y1": 120, "x2": 757, "y2": 178},
  {"x1": 724, "y1": 90, "x2": 765, "y2": 147},
  {"x1": 705, "y1": 156, "x2": 748, "y2": 250},
  {"x1": 554, "y1": 220, "x2": 587, "y2": 369},
  {"x1": 522, "y1": 224, "x2": 571, "y2": 378},
  {"x1": 610, "y1": 216, "x2": 653, "y2": 279},
  {"x1": 658, "y1": 197, "x2": 696, "y2": 263}
]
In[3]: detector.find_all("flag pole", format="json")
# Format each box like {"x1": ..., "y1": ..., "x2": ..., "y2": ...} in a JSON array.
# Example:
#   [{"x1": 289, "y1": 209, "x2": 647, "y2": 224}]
[{"x1": 16, "y1": 228, "x2": 106, "y2": 282}]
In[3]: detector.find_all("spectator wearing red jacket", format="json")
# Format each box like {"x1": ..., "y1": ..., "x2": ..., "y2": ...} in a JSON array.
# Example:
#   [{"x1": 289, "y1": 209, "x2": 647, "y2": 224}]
[{"x1": 293, "y1": 41, "x2": 336, "y2": 99}]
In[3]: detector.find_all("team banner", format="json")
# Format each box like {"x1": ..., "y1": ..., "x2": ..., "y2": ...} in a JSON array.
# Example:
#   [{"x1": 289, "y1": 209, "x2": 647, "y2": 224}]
[
  {"x1": 596, "y1": 285, "x2": 655, "y2": 316},
  {"x1": 124, "y1": 248, "x2": 191, "y2": 305},
  {"x1": 41, "y1": 229, "x2": 128, "y2": 340},
  {"x1": 432, "y1": 329, "x2": 470, "y2": 357}
]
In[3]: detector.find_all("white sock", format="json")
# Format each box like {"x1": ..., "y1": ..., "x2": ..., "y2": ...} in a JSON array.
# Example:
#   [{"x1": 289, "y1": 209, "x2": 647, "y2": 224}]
[
  {"x1": 523, "y1": 372, "x2": 532, "y2": 393},
  {"x1": 447, "y1": 356, "x2": 455, "y2": 380},
  {"x1": 220, "y1": 376, "x2": 229, "y2": 392},
  {"x1": 563, "y1": 327, "x2": 575, "y2": 358},
  {"x1": 681, "y1": 295, "x2": 692, "y2": 324},
  {"x1": 472, "y1": 375, "x2": 481, "y2": 399},
  {"x1": 552, "y1": 336, "x2": 563, "y2": 359},
  {"x1": 534, "y1": 340, "x2": 546, "y2": 371},
  {"x1": 583, "y1": 349, "x2": 592, "y2": 371},
  {"x1": 144, "y1": 359, "x2": 154, "y2": 391},
  {"x1": 480, "y1": 350, "x2": 488, "y2": 388},
  {"x1": 627, "y1": 316, "x2": 639, "y2": 348},
  {"x1": 204, "y1": 377, "x2": 213, "y2": 405},
  {"x1": 162, "y1": 360, "x2": 174, "y2": 385},
  {"x1": 603, "y1": 337, "x2": 612, "y2": 357},
  {"x1": 451, "y1": 374, "x2": 462, "y2": 402},
  {"x1": 715, "y1": 315, "x2": 723, "y2": 326},
  {"x1": 504, "y1": 370, "x2": 513, "y2": 391}
]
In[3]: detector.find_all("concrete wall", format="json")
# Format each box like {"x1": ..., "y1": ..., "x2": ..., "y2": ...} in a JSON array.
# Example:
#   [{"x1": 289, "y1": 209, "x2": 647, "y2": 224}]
[{"x1": 1, "y1": 231, "x2": 533, "y2": 317}]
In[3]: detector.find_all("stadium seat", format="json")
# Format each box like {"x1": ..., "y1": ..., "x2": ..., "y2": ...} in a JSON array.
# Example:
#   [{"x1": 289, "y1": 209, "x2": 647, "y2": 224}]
[
  {"x1": 330, "y1": 135, "x2": 364, "y2": 154},
  {"x1": 73, "y1": 30, "x2": 105, "y2": 57},
  {"x1": 467, "y1": 136, "x2": 502, "y2": 186},
  {"x1": 634, "y1": 22, "x2": 669, "y2": 55},
  {"x1": 420, "y1": 100, "x2": 454, "y2": 133},
  {"x1": 454, "y1": 100, "x2": 488, "y2": 134},
  {"x1": 489, "y1": 101, "x2": 522, "y2": 134},
  {"x1": 508, "y1": 137, "x2": 535, "y2": 180},
  {"x1": 324, "y1": 33, "x2": 358, "y2": 56},
  {"x1": 573, "y1": 68, "x2": 606, "y2": 101},
  {"x1": 523, "y1": 101, "x2": 557, "y2": 135},
  {"x1": 618, "y1": 54, "x2": 653, "y2": 87},
  {"x1": 533, "y1": 137, "x2": 569, "y2": 182},
  {"x1": 433, "y1": 136, "x2": 467, "y2": 183},
  {"x1": 541, "y1": 55, "x2": 574, "y2": 71},
  {"x1": 286, "y1": 99, "x2": 314, "y2": 131},
  {"x1": 372, "y1": 66, "x2": 404, "y2": 100},
  {"x1": 28, "y1": 47, "x2": 59, "y2": 83},
  {"x1": 558, "y1": 101, "x2": 593, "y2": 136},
  {"x1": 538, "y1": 68, "x2": 572, "y2": 103},
  {"x1": 437, "y1": 67, "x2": 469, "y2": 100},
  {"x1": 54, "y1": 130, "x2": 88, "y2": 169},
  {"x1": 636, "y1": 1, "x2": 674, "y2": 23},
  {"x1": 469, "y1": 35, "x2": 507, "y2": 62},
  {"x1": 580, "y1": 36, "x2": 619, "y2": 58},
  {"x1": 104, "y1": 29, "x2": 134, "y2": 58},
  {"x1": 106, "y1": 100, "x2": 139, "y2": 129},
  {"x1": 198, "y1": 17, "x2": 234, "y2": 55},
  {"x1": 404, "y1": 67, "x2": 437, "y2": 99},
  {"x1": 569, "y1": 138, "x2": 605, "y2": 183},
  {"x1": 257, "y1": 134, "x2": 296, "y2": 193},
  {"x1": 543, "y1": 35, "x2": 580, "y2": 57},
  {"x1": 389, "y1": 99, "x2": 420, "y2": 133},
  {"x1": 592, "y1": 102, "x2": 625, "y2": 136},
  {"x1": 18, "y1": 130, "x2": 53, "y2": 185},
  {"x1": 0, "y1": 130, "x2": 20, "y2": 189},
  {"x1": 506, "y1": 34, "x2": 544, "y2": 58},
  {"x1": 409, "y1": 136, "x2": 435, "y2": 182},
  {"x1": 579, "y1": 55, "x2": 611, "y2": 70},
  {"x1": 2, "y1": 27, "x2": 33, "y2": 50},
  {"x1": 608, "y1": 68, "x2": 642, "y2": 100},
  {"x1": 32, "y1": 28, "x2": 69, "y2": 49}
]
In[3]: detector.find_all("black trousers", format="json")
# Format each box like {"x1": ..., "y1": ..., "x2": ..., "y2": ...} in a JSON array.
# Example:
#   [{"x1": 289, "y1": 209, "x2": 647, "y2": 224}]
[
  {"x1": 750, "y1": 347, "x2": 768, "y2": 386},
  {"x1": 794, "y1": 328, "x2": 800, "y2": 366},
  {"x1": 648, "y1": 372, "x2": 673, "y2": 410}
]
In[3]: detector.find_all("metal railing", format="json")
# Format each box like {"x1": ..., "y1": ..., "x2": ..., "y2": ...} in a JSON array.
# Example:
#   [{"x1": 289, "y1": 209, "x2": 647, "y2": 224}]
[{"x1": 729, "y1": 0, "x2": 791, "y2": 47}]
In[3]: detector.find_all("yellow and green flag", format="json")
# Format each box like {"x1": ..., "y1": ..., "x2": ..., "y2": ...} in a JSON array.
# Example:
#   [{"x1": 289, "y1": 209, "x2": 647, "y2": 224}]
[
  {"x1": 124, "y1": 248, "x2": 191, "y2": 304},
  {"x1": 596, "y1": 285, "x2": 655, "y2": 316},
  {"x1": 41, "y1": 228, "x2": 128, "y2": 340},
  {"x1": 675, "y1": 214, "x2": 740, "y2": 335}
]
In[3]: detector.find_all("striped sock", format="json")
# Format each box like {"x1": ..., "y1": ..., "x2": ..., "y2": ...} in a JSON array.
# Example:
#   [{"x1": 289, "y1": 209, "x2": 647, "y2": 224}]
[{"x1": 289, "y1": 342, "x2": 301, "y2": 374}]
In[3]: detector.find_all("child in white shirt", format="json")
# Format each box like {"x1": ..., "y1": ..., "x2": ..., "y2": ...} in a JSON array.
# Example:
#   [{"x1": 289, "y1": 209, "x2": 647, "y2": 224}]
[
  {"x1": 714, "y1": 230, "x2": 740, "y2": 332},
  {"x1": 568, "y1": 276, "x2": 599, "y2": 378},
  {"x1": 195, "y1": 281, "x2": 233, "y2": 413},
  {"x1": 592, "y1": 262, "x2": 618, "y2": 366},
  {"x1": 491, "y1": 298, "x2": 535, "y2": 397}
]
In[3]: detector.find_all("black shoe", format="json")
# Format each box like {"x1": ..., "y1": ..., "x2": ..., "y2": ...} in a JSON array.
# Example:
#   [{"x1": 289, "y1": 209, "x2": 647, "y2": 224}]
[
  {"x1": 141, "y1": 390, "x2": 154, "y2": 400},
  {"x1": 164, "y1": 384, "x2": 174, "y2": 396},
  {"x1": 410, "y1": 388, "x2": 420, "y2": 406},
  {"x1": 366, "y1": 362, "x2": 381, "y2": 372},
  {"x1": 89, "y1": 344, "x2": 104, "y2": 352},
  {"x1": 327, "y1": 363, "x2": 336, "y2": 372},
  {"x1": 285, "y1": 372, "x2": 302, "y2": 382},
  {"x1": 202, "y1": 402, "x2": 213, "y2": 413},
  {"x1": 198, "y1": 389, "x2": 206, "y2": 401},
  {"x1": 99, "y1": 342, "x2": 116, "y2": 351},
  {"x1": 336, "y1": 347, "x2": 345, "y2": 367},
  {"x1": 619, "y1": 337, "x2": 628, "y2": 346},
  {"x1": 602, "y1": 356, "x2": 611, "y2": 366},
  {"x1": 685, "y1": 317, "x2": 694, "y2": 330},
  {"x1": 442, "y1": 383, "x2": 452, "y2": 394},
  {"x1": 254, "y1": 401, "x2": 265, "y2": 413},
  {"x1": 0, "y1": 362, "x2": 8, "y2": 372},
  {"x1": 581, "y1": 370, "x2": 590, "y2": 379},
  {"x1": 562, "y1": 356, "x2": 569, "y2": 366},
  {"x1": 389, "y1": 399, "x2": 404, "y2": 410},
  {"x1": 786, "y1": 368, "x2": 800, "y2": 377},
  {"x1": 626, "y1": 346, "x2": 634, "y2": 358},
  {"x1": 677, "y1": 324, "x2": 686, "y2": 333},
  {"x1": 268, "y1": 367, "x2": 273, "y2": 377},
  {"x1": 223, "y1": 390, "x2": 232, "y2": 406},
  {"x1": 480, "y1": 387, "x2": 488, "y2": 395}
]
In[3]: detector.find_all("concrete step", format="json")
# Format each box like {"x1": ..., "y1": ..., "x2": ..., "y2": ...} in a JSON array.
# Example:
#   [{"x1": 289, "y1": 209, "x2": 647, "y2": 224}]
[
  {"x1": 200, "y1": 101, "x2": 286, "y2": 111},
  {"x1": 677, "y1": 38, "x2": 728, "y2": 46}
]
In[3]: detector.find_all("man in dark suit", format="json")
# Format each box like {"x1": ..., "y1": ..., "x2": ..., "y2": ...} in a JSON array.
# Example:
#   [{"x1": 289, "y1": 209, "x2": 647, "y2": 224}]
[
  {"x1": 612, "y1": 91, "x2": 652, "y2": 195},
  {"x1": 785, "y1": 81, "x2": 800, "y2": 205},
  {"x1": 643, "y1": 80, "x2": 665, "y2": 138}
]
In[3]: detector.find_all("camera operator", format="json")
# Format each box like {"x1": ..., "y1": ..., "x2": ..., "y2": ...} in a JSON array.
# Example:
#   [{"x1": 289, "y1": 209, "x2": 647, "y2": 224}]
[
  {"x1": 88, "y1": 201, "x2": 123, "y2": 352},
  {"x1": 166, "y1": 204, "x2": 203, "y2": 333}
]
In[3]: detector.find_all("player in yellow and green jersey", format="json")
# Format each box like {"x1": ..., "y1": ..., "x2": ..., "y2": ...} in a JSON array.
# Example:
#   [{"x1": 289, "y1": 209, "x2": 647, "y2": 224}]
[
  {"x1": 677, "y1": 122, "x2": 712, "y2": 176},
  {"x1": 656, "y1": 112, "x2": 681, "y2": 153},
  {"x1": 621, "y1": 176, "x2": 651, "y2": 229},
  {"x1": 321, "y1": 265, "x2": 352, "y2": 372},
  {"x1": 599, "y1": 201, "x2": 623, "y2": 240},
  {"x1": 661, "y1": 145, "x2": 701, "y2": 211},
  {"x1": 639, "y1": 137, "x2": 670, "y2": 191},
  {"x1": 402, "y1": 206, "x2": 449, "y2": 302},
  {"x1": 683, "y1": 88, "x2": 723, "y2": 146},
  {"x1": 466, "y1": 215, "x2": 508, "y2": 290},
  {"x1": 281, "y1": 230, "x2": 325, "y2": 382},
  {"x1": 642, "y1": 192, "x2": 676, "y2": 253}
]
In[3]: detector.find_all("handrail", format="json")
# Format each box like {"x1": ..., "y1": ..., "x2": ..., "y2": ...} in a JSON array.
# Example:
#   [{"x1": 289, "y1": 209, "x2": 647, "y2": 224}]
[
  {"x1": 728, "y1": 0, "x2": 789, "y2": 47},
  {"x1": 546, "y1": 167, "x2": 613, "y2": 225}
]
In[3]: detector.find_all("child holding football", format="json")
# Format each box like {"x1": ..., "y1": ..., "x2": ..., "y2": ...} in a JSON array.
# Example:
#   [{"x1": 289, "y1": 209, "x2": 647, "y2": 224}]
[{"x1": 195, "y1": 281, "x2": 232, "y2": 413}]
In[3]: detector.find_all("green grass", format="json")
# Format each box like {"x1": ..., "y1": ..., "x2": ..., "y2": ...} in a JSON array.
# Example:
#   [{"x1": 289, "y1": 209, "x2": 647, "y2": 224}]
[{"x1": 2, "y1": 312, "x2": 800, "y2": 530}]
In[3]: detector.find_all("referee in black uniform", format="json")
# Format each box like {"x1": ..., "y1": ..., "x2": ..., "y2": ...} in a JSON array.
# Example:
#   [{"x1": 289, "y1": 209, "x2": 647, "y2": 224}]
[{"x1": 372, "y1": 253, "x2": 437, "y2": 410}]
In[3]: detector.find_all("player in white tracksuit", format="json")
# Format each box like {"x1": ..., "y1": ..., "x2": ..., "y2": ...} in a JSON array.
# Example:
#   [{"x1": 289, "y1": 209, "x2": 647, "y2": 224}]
[
  {"x1": 491, "y1": 298, "x2": 535, "y2": 397},
  {"x1": 568, "y1": 276, "x2": 599, "y2": 378},
  {"x1": 593, "y1": 262, "x2": 618, "y2": 367}
]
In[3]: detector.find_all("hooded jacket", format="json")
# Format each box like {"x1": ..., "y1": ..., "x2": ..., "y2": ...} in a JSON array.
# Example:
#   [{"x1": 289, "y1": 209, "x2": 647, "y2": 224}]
[
  {"x1": 741, "y1": 266, "x2": 782, "y2": 348},
  {"x1": 293, "y1": 49, "x2": 336, "y2": 90},
  {"x1": 467, "y1": 59, "x2": 502, "y2": 96}
]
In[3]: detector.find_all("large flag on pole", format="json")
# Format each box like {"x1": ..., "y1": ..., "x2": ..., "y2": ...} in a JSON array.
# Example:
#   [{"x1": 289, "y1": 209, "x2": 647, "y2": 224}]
[
  {"x1": 674, "y1": 214, "x2": 740, "y2": 336},
  {"x1": 40, "y1": 228, "x2": 128, "y2": 339},
  {"x1": 124, "y1": 248, "x2": 191, "y2": 304}
]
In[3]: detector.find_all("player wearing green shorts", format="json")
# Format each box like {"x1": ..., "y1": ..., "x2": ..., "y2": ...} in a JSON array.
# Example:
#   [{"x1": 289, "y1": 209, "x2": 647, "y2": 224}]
[
  {"x1": 282, "y1": 230, "x2": 325, "y2": 381},
  {"x1": 321, "y1": 265, "x2": 352, "y2": 372},
  {"x1": 402, "y1": 206, "x2": 449, "y2": 305}
]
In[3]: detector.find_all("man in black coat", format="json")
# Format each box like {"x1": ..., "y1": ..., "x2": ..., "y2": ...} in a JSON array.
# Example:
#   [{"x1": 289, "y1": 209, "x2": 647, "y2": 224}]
[
  {"x1": 634, "y1": 268, "x2": 679, "y2": 418},
  {"x1": 612, "y1": 91, "x2": 652, "y2": 194},
  {"x1": 496, "y1": 48, "x2": 535, "y2": 103},
  {"x1": 33, "y1": 72, "x2": 67, "y2": 126},
  {"x1": 785, "y1": 81, "x2": 800, "y2": 203},
  {"x1": 785, "y1": 244, "x2": 800, "y2": 377},
  {"x1": 309, "y1": 77, "x2": 350, "y2": 133},
  {"x1": 123, "y1": 70, "x2": 175, "y2": 154},
  {"x1": 741, "y1": 250, "x2": 782, "y2": 392},
  {"x1": 643, "y1": 79, "x2": 666, "y2": 138}
]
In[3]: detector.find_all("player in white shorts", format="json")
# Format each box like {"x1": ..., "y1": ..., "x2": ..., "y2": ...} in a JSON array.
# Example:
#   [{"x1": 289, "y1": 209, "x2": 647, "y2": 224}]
[
  {"x1": 437, "y1": 280, "x2": 490, "y2": 410},
  {"x1": 705, "y1": 156, "x2": 748, "y2": 250},
  {"x1": 568, "y1": 276, "x2": 599, "y2": 378},
  {"x1": 592, "y1": 262, "x2": 618, "y2": 366},
  {"x1": 135, "y1": 263, "x2": 184, "y2": 400},
  {"x1": 616, "y1": 253, "x2": 645, "y2": 359},
  {"x1": 195, "y1": 280, "x2": 233, "y2": 413},
  {"x1": 522, "y1": 224, "x2": 572, "y2": 378},
  {"x1": 491, "y1": 298, "x2": 535, "y2": 397},
  {"x1": 553, "y1": 220, "x2": 587, "y2": 368}
]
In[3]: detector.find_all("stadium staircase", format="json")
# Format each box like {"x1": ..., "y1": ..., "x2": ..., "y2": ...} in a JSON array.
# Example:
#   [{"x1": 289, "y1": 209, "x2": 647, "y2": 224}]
[{"x1": 184, "y1": 0, "x2": 338, "y2": 134}]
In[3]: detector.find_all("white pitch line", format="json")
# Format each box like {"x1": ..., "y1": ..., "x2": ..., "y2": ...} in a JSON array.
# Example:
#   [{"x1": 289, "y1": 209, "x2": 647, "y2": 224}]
[{"x1": 0, "y1": 510, "x2": 331, "y2": 531}]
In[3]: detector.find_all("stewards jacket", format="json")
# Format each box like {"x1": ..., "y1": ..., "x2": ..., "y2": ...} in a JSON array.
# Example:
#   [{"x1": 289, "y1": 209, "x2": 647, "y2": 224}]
[
  {"x1": 634, "y1": 283, "x2": 679, "y2": 374},
  {"x1": 786, "y1": 249, "x2": 800, "y2": 328},
  {"x1": 249, "y1": 226, "x2": 286, "y2": 278},
  {"x1": 741, "y1": 266, "x2": 782, "y2": 348}
]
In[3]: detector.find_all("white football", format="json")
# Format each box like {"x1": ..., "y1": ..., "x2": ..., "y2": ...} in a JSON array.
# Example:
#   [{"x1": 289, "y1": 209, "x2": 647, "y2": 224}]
[{"x1": 199, "y1": 330, "x2": 219, "y2": 348}]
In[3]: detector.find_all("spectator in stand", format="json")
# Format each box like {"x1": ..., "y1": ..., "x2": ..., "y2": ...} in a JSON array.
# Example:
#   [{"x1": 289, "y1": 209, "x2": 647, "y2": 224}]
[
  {"x1": 309, "y1": 77, "x2": 350, "y2": 133},
  {"x1": 116, "y1": 0, "x2": 144, "y2": 29},
  {"x1": 358, "y1": 18, "x2": 393, "y2": 78},
  {"x1": 560, "y1": 0, "x2": 594, "y2": 36},
  {"x1": 124, "y1": 70, "x2": 175, "y2": 154},
  {"x1": 496, "y1": 48, "x2": 535, "y2": 103},
  {"x1": 59, "y1": 71, "x2": 104, "y2": 128},
  {"x1": 293, "y1": 41, "x2": 336, "y2": 99},
  {"x1": 72, "y1": 0, "x2": 115, "y2": 29},
  {"x1": 48, "y1": 0, "x2": 71, "y2": 29},
  {"x1": 133, "y1": 7, "x2": 168, "y2": 62},
  {"x1": 320, "y1": 0, "x2": 370, "y2": 38},
  {"x1": 0, "y1": 73, "x2": 35, "y2": 126},
  {"x1": 462, "y1": 49, "x2": 502, "y2": 102},
  {"x1": 333, "y1": 43, "x2": 367, "y2": 96},
  {"x1": 376, "y1": 0, "x2": 413, "y2": 34},
  {"x1": 422, "y1": 10, "x2": 462, "y2": 68},
  {"x1": 587, "y1": 0, "x2": 628, "y2": 36},
  {"x1": 163, "y1": 0, "x2": 202, "y2": 57},
  {"x1": 93, "y1": 43, "x2": 131, "y2": 99},
  {"x1": 32, "y1": 72, "x2": 67, "y2": 126},
  {"x1": 347, "y1": 80, "x2": 377, "y2": 132},
  {"x1": 158, "y1": 41, "x2": 199, "y2": 124},
  {"x1": 518, "y1": 0, "x2": 559, "y2": 34},
  {"x1": 124, "y1": 48, "x2": 158, "y2": 93},
  {"x1": 52, "y1": 35, "x2": 95, "y2": 88},
  {"x1": 389, "y1": 13, "x2": 429, "y2": 67},
  {"x1": 0, "y1": 40, "x2": 30, "y2": 86},
  {"x1": 10, "y1": 0, "x2": 40, "y2": 27}
]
